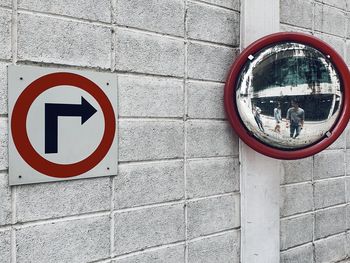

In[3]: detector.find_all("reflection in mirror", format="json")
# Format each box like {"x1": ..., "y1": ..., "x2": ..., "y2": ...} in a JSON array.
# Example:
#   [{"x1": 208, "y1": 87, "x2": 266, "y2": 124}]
[{"x1": 236, "y1": 42, "x2": 342, "y2": 150}]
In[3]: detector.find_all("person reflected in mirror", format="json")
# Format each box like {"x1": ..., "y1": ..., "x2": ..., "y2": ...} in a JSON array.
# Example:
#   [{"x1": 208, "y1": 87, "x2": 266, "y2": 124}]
[
  {"x1": 274, "y1": 102, "x2": 282, "y2": 133},
  {"x1": 286, "y1": 99, "x2": 305, "y2": 138},
  {"x1": 252, "y1": 104, "x2": 264, "y2": 132}
]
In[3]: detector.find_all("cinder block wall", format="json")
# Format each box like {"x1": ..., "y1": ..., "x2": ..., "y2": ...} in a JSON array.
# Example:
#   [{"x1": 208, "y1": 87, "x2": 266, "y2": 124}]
[
  {"x1": 280, "y1": 1, "x2": 350, "y2": 262},
  {"x1": 0, "y1": 0, "x2": 241, "y2": 262}
]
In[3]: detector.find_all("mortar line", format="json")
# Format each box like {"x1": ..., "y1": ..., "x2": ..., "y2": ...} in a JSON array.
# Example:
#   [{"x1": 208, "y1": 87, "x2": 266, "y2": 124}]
[
  {"x1": 12, "y1": 210, "x2": 110, "y2": 229},
  {"x1": 110, "y1": 175, "x2": 116, "y2": 259},
  {"x1": 118, "y1": 117, "x2": 232, "y2": 122},
  {"x1": 186, "y1": 117, "x2": 227, "y2": 121},
  {"x1": 116, "y1": 24, "x2": 185, "y2": 41},
  {"x1": 188, "y1": 38, "x2": 237, "y2": 49},
  {"x1": 186, "y1": 155, "x2": 238, "y2": 162},
  {"x1": 118, "y1": 116, "x2": 229, "y2": 121},
  {"x1": 187, "y1": 227, "x2": 240, "y2": 243},
  {"x1": 345, "y1": 126, "x2": 350, "y2": 235},
  {"x1": 180, "y1": 118, "x2": 230, "y2": 123},
  {"x1": 184, "y1": 0, "x2": 189, "y2": 260},
  {"x1": 344, "y1": 127, "x2": 348, "y2": 234},
  {"x1": 17, "y1": 8, "x2": 112, "y2": 27},
  {"x1": 118, "y1": 155, "x2": 237, "y2": 167},
  {"x1": 111, "y1": 70, "x2": 184, "y2": 79},
  {"x1": 109, "y1": 0, "x2": 117, "y2": 258},
  {"x1": 343, "y1": 13, "x2": 348, "y2": 61},
  {"x1": 188, "y1": 0, "x2": 239, "y2": 12},
  {"x1": 117, "y1": 72, "x2": 183, "y2": 80},
  {"x1": 10, "y1": 185, "x2": 16, "y2": 263},
  {"x1": 10, "y1": 0, "x2": 17, "y2": 64},
  {"x1": 112, "y1": 200, "x2": 185, "y2": 214},
  {"x1": 118, "y1": 158, "x2": 184, "y2": 166},
  {"x1": 0, "y1": 5, "x2": 11, "y2": 11},
  {"x1": 314, "y1": 0, "x2": 348, "y2": 13},
  {"x1": 111, "y1": 240, "x2": 186, "y2": 260},
  {"x1": 312, "y1": 153, "x2": 316, "y2": 263},
  {"x1": 10, "y1": 3, "x2": 17, "y2": 261},
  {"x1": 312, "y1": 0, "x2": 316, "y2": 40},
  {"x1": 281, "y1": 242, "x2": 314, "y2": 253},
  {"x1": 187, "y1": 78, "x2": 225, "y2": 84},
  {"x1": 186, "y1": 78, "x2": 225, "y2": 84},
  {"x1": 313, "y1": 232, "x2": 347, "y2": 242},
  {"x1": 88, "y1": 258, "x2": 112, "y2": 263},
  {"x1": 188, "y1": 37, "x2": 237, "y2": 49},
  {"x1": 187, "y1": 154, "x2": 239, "y2": 160},
  {"x1": 280, "y1": 241, "x2": 314, "y2": 253},
  {"x1": 0, "y1": 58, "x2": 12, "y2": 63},
  {"x1": 15, "y1": 60, "x2": 114, "y2": 72},
  {"x1": 187, "y1": 191, "x2": 238, "y2": 202},
  {"x1": 118, "y1": 116, "x2": 183, "y2": 121},
  {"x1": 280, "y1": 211, "x2": 315, "y2": 220},
  {"x1": 315, "y1": 201, "x2": 347, "y2": 212},
  {"x1": 118, "y1": 158, "x2": 184, "y2": 165},
  {"x1": 280, "y1": 181, "x2": 313, "y2": 187},
  {"x1": 117, "y1": 71, "x2": 184, "y2": 80}
]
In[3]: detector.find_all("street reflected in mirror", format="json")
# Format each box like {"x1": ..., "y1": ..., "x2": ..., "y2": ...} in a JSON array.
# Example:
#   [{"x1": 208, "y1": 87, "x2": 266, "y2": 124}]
[{"x1": 236, "y1": 42, "x2": 343, "y2": 150}]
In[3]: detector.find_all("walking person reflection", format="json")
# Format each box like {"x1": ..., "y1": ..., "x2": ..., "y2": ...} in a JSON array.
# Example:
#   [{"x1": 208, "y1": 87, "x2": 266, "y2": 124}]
[
  {"x1": 286, "y1": 99, "x2": 304, "y2": 138},
  {"x1": 274, "y1": 102, "x2": 282, "y2": 133},
  {"x1": 252, "y1": 104, "x2": 264, "y2": 132}
]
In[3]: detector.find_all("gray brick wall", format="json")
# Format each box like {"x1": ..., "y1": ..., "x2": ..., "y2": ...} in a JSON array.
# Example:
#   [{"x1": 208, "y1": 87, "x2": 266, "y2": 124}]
[
  {"x1": 8, "y1": 0, "x2": 350, "y2": 261},
  {"x1": 0, "y1": 0, "x2": 240, "y2": 262},
  {"x1": 280, "y1": 1, "x2": 350, "y2": 262}
]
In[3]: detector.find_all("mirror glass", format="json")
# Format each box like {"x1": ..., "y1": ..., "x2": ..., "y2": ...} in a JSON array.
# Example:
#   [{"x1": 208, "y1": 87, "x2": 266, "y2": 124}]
[{"x1": 236, "y1": 42, "x2": 343, "y2": 150}]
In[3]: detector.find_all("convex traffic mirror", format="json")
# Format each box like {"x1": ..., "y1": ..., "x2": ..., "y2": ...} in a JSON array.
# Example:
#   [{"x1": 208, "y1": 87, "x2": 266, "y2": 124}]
[{"x1": 225, "y1": 32, "x2": 350, "y2": 160}]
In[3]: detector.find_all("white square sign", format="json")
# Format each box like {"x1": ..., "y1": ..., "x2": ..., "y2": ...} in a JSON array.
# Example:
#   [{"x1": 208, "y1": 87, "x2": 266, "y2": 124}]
[{"x1": 8, "y1": 65, "x2": 117, "y2": 185}]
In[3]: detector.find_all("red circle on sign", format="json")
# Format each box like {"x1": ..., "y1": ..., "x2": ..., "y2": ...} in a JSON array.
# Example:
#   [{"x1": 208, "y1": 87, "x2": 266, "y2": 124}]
[
  {"x1": 11, "y1": 72, "x2": 116, "y2": 178},
  {"x1": 224, "y1": 32, "x2": 350, "y2": 160}
]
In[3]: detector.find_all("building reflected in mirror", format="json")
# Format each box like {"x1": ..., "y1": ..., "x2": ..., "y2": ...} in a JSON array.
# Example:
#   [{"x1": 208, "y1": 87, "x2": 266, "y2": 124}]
[{"x1": 236, "y1": 42, "x2": 342, "y2": 150}]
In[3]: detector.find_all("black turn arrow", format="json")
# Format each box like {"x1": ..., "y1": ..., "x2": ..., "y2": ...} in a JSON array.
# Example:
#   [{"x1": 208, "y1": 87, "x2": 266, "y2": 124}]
[{"x1": 45, "y1": 96, "x2": 97, "y2": 154}]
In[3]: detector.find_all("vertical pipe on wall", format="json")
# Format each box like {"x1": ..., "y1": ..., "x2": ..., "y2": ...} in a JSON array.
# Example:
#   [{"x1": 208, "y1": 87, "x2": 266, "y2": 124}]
[{"x1": 240, "y1": 0, "x2": 282, "y2": 262}]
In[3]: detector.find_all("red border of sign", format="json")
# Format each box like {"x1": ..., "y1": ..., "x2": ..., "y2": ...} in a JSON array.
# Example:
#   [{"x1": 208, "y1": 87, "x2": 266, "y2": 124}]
[
  {"x1": 224, "y1": 32, "x2": 350, "y2": 160},
  {"x1": 11, "y1": 72, "x2": 116, "y2": 178}
]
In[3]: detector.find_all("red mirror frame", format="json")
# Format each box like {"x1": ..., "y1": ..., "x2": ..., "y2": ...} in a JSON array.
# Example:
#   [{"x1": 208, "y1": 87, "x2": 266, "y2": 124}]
[{"x1": 224, "y1": 32, "x2": 350, "y2": 160}]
